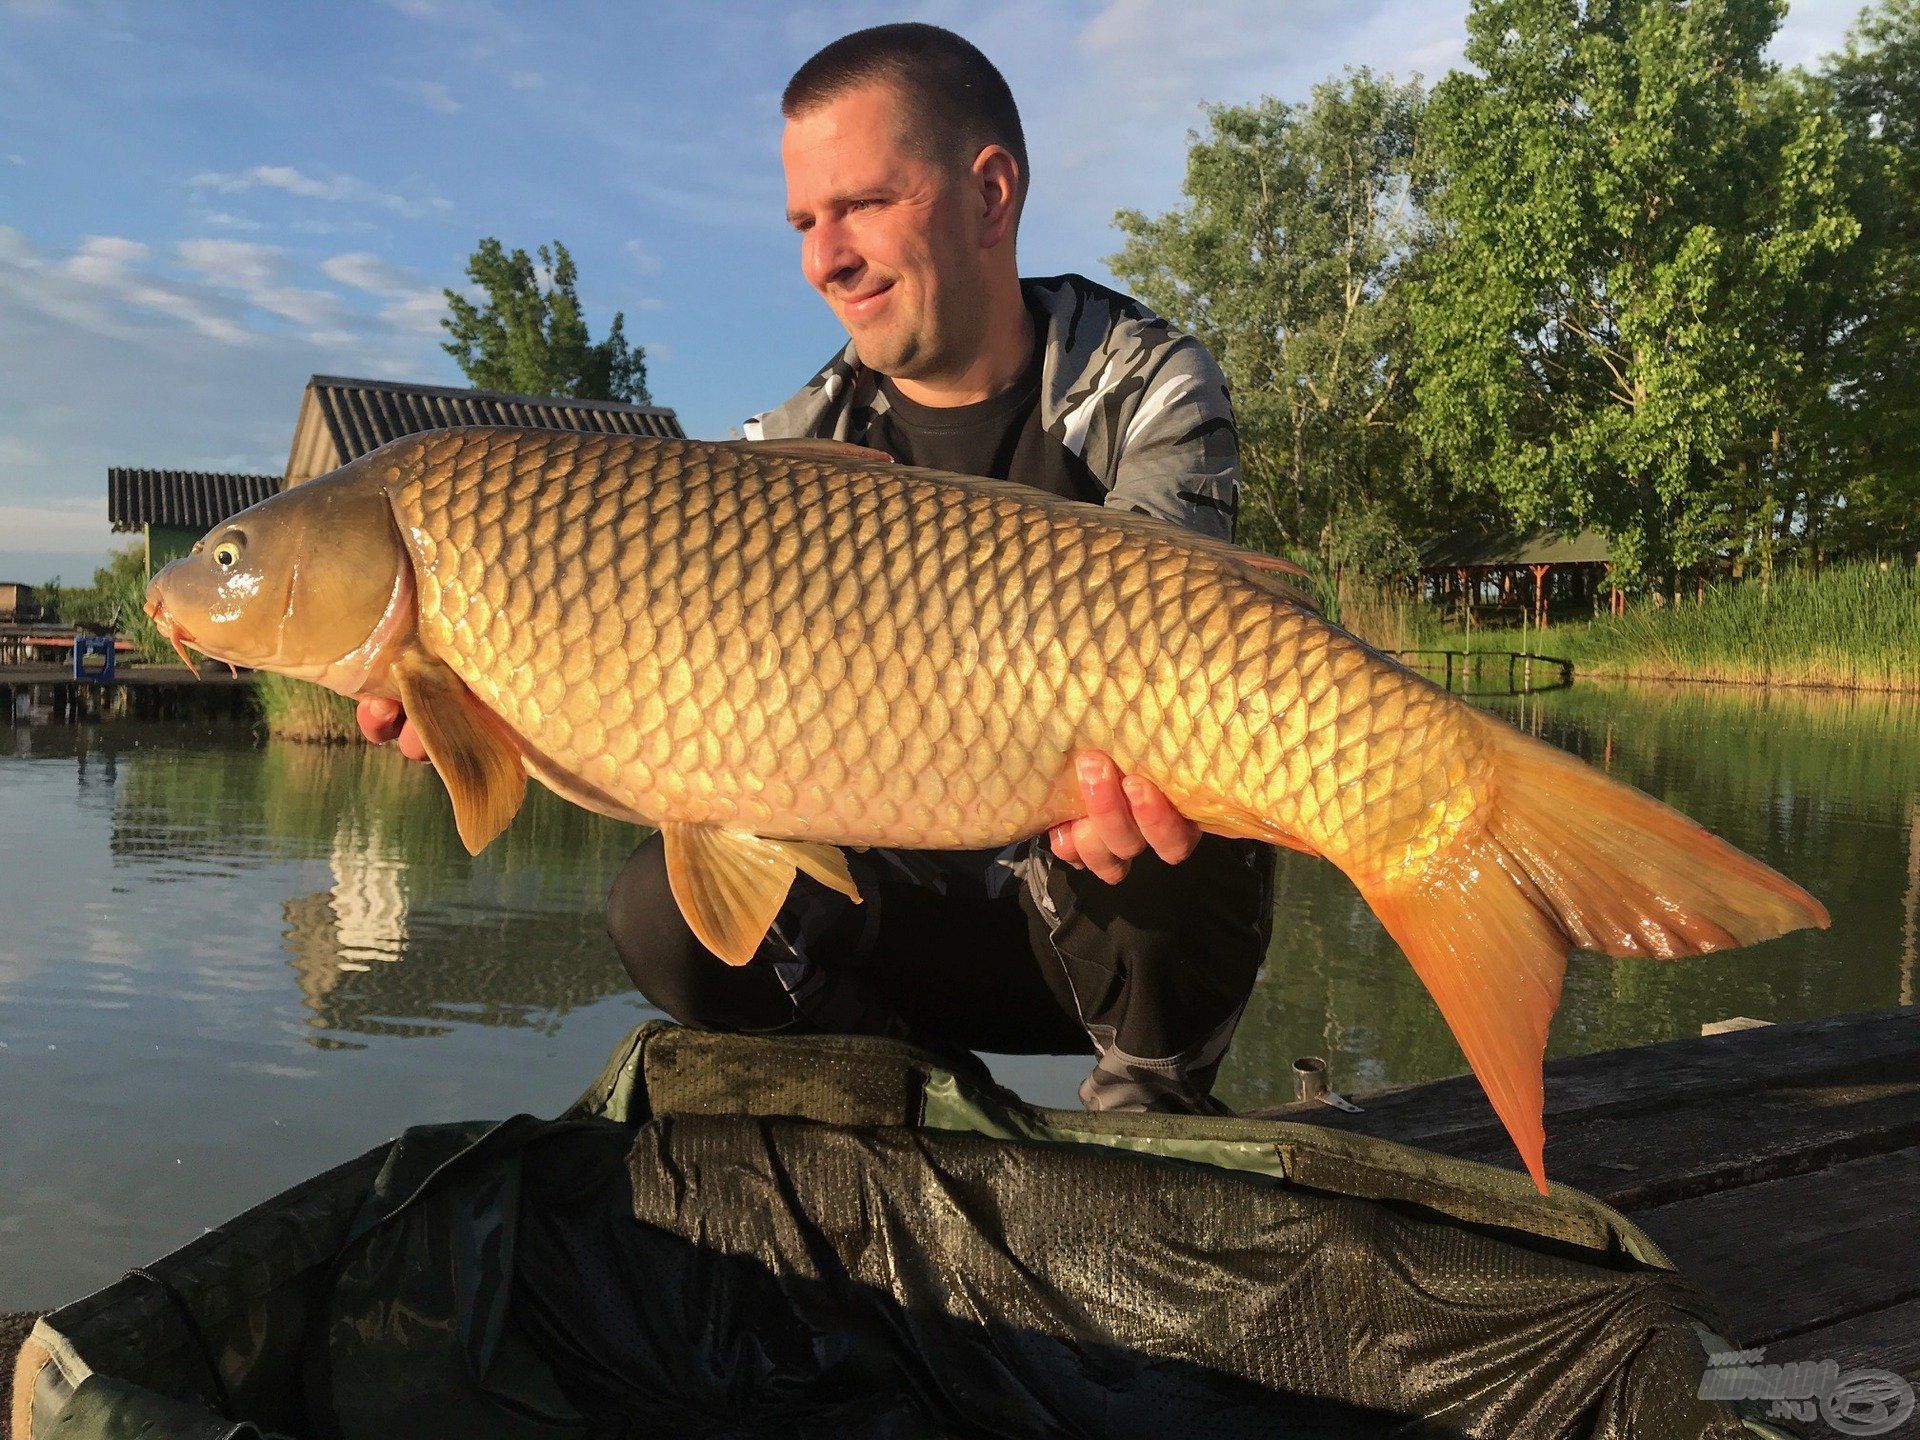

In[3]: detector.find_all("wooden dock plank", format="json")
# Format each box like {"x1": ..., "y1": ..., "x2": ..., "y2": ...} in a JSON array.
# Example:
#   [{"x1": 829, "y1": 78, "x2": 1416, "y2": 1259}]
[
  {"x1": 1258, "y1": 1006, "x2": 1920, "y2": 1150},
  {"x1": 1764, "y1": 1299, "x2": 1920, "y2": 1389},
  {"x1": 1630, "y1": 1147, "x2": 1920, "y2": 1345},
  {"x1": 1401, "y1": 1058, "x2": 1920, "y2": 1208}
]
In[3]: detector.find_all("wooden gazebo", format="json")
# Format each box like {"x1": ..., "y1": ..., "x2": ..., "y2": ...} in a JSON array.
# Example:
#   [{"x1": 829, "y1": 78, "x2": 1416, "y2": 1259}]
[{"x1": 1418, "y1": 528, "x2": 1618, "y2": 625}]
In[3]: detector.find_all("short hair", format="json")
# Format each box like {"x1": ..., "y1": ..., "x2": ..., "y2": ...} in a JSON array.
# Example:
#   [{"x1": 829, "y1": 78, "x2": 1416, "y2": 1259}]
[{"x1": 783, "y1": 23, "x2": 1029, "y2": 213}]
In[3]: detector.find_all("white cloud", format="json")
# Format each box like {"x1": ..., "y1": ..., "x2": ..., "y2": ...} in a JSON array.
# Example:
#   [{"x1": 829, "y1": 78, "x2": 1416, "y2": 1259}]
[
  {"x1": 177, "y1": 238, "x2": 347, "y2": 333},
  {"x1": 394, "y1": 78, "x2": 462, "y2": 115},
  {"x1": 5, "y1": 153, "x2": 22, "y2": 166},
  {"x1": 623, "y1": 238, "x2": 663, "y2": 276},
  {"x1": 59, "y1": 235, "x2": 251, "y2": 344},
  {"x1": 189, "y1": 164, "x2": 454, "y2": 220},
  {"x1": 507, "y1": 70, "x2": 543, "y2": 91},
  {"x1": 321, "y1": 250, "x2": 448, "y2": 338},
  {"x1": 0, "y1": 499, "x2": 108, "y2": 553},
  {"x1": 197, "y1": 209, "x2": 260, "y2": 231}
]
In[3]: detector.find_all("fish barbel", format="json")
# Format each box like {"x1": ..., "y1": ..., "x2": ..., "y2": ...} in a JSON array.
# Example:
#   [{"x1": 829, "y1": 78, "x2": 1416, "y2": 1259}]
[{"x1": 146, "y1": 426, "x2": 1827, "y2": 1190}]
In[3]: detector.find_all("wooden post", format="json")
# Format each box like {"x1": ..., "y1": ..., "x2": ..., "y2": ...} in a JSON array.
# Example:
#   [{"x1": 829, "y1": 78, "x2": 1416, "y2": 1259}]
[{"x1": 1531, "y1": 563, "x2": 1551, "y2": 628}]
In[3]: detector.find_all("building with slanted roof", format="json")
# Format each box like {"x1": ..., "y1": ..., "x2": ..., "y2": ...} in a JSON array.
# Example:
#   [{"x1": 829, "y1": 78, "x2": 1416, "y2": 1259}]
[
  {"x1": 1417, "y1": 527, "x2": 1619, "y2": 624},
  {"x1": 109, "y1": 469, "x2": 283, "y2": 576},
  {"x1": 284, "y1": 374, "x2": 684, "y2": 484}
]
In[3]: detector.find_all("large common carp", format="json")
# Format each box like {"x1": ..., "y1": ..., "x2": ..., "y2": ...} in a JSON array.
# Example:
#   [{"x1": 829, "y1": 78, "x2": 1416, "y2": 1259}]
[{"x1": 147, "y1": 427, "x2": 1826, "y2": 1191}]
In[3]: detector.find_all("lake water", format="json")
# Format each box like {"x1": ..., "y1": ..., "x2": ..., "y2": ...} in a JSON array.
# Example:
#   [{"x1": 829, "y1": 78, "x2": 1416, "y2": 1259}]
[{"x1": 3, "y1": 682, "x2": 1915, "y2": 1308}]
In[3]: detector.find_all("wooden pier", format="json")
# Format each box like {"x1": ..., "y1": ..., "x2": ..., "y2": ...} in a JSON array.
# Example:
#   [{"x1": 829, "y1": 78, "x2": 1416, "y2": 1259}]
[
  {"x1": 1263, "y1": 1006, "x2": 1920, "y2": 1388},
  {"x1": 1386, "y1": 646, "x2": 1576, "y2": 693},
  {"x1": 0, "y1": 664, "x2": 254, "y2": 724}
]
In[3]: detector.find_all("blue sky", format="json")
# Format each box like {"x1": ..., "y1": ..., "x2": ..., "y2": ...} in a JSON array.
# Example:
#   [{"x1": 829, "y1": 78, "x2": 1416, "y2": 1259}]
[{"x1": 0, "y1": 0, "x2": 1866, "y2": 584}]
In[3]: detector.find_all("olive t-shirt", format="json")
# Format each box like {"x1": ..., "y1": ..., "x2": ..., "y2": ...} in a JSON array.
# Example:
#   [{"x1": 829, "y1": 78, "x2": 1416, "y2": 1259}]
[{"x1": 869, "y1": 305, "x2": 1105, "y2": 502}]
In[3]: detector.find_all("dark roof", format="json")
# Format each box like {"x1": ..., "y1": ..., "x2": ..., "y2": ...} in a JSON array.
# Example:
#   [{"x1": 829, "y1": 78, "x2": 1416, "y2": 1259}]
[
  {"x1": 306, "y1": 374, "x2": 684, "y2": 463},
  {"x1": 1419, "y1": 527, "x2": 1612, "y2": 569},
  {"x1": 108, "y1": 469, "x2": 281, "y2": 532}
]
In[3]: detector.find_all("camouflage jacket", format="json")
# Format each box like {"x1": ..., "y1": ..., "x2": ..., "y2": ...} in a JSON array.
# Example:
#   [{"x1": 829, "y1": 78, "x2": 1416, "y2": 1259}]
[{"x1": 742, "y1": 272, "x2": 1242, "y2": 542}]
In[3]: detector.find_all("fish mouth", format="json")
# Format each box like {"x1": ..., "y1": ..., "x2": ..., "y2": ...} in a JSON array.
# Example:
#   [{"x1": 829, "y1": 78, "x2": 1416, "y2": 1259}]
[{"x1": 144, "y1": 593, "x2": 239, "y2": 677}]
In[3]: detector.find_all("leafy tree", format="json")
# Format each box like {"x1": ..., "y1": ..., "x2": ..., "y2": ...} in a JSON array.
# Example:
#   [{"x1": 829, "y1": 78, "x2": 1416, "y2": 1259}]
[
  {"x1": 35, "y1": 576, "x2": 61, "y2": 624},
  {"x1": 442, "y1": 238, "x2": 650, "y2": 403},
  {"x1": 1819, "y1": 0, "x2": 1920, "y2": 560},
  {"x1": 1110, "y1": 72, "x2": 1460, "y2": 572},
  {"x1": 1409, "y1": 0, "x2": 1855, "y2": 589}
]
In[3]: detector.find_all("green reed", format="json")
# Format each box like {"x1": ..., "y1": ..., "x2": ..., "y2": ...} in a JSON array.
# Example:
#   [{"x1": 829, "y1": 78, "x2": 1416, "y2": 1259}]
[
  {"x1": 1433, "y1": 563, "x2": 1920, "y2": 691},
  {"x1": 252, "y1": 673, "x2": 364, "y2": 742}
]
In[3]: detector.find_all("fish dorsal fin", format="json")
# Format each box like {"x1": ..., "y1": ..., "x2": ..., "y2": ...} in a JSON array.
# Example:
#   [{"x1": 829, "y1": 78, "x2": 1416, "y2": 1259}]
[
  {"x1": 736, "y1": 438, "x2": 896, "y2": 465},
  {"x1": 662, "y1": 823, "x2": 861, "y2": 966},
  {"x1": 390, "y1": 647, "x2": 526, "y2": 855}
]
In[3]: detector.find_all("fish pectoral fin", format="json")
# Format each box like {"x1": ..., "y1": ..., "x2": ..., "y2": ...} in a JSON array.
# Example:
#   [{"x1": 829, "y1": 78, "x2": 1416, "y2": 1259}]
[
  {"x1": 662, "y1": 824, "x2": 862, "y2": 967},
  {"x1": 735, "y1": 437, "x2": 895, "y2": 465},
  {"x1": 390, "y1": 648, "x2": 526, "y2": 855}
]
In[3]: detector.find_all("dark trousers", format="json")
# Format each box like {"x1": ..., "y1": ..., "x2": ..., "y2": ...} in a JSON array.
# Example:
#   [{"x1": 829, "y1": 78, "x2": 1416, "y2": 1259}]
[{"x1": 605, "y1": 833, "x2": 1274, "y2": 1113}]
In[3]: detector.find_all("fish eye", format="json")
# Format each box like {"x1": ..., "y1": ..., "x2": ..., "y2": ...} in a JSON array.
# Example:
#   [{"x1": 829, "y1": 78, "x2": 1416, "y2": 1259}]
[{"x1": 212, "y1": 533, "x2": 245, "y2": 569}]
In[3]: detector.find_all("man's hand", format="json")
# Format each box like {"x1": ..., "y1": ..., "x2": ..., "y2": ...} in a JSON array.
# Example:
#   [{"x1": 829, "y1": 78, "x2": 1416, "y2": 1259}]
[
  {"x1": 1048, "y1": 750, "x2": 1201, "y2": 884},
  {"x1": 356, "y1": 696, "x2": 431, "y2": 764}
]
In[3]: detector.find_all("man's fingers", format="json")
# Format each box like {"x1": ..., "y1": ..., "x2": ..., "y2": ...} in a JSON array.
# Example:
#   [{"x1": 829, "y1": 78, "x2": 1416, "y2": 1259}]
[
  {"x1": 356, "y1": 696, "x2": 403, "y2": 744},
  {"x1": 396, "y1": 720, "x2": 431, "y2": 765},
  {"x1": 1066, "y1": 817, "x2": 1130, "y2": 884},
  {"x1": 1075, "y1": 752, "x2": 1147, "y2": 862},
  {"x1": 1123, "y1": 776, "x2": 1202, "y2": 865}
]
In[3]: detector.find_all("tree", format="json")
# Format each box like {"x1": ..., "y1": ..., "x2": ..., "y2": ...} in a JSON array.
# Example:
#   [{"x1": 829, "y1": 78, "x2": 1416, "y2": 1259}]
[
  {"x1": 1410, "y1": 0, "x2": 1855, "y2": 590},
  {"x1": 442, "y1": 238, "x2": 650, "y2": 403},
  {"x1": 1819, "y1": 0, "x2": 1920, "y2": 560},
  {"x1": 1110, "y1": 73, "x2": 1455, "y2": 572}
]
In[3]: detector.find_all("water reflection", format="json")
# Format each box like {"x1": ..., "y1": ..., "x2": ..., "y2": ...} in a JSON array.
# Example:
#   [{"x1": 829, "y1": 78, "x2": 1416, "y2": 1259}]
[{"x1": 2, "y1": 685, "x2": 1915, "y2": 1306}]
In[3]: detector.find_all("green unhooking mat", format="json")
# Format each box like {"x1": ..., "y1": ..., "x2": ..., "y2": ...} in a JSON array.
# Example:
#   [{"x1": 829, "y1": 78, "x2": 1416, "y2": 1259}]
[{"x1": 13, "y1": 1023, "x2": 1797, "y2": 1439}]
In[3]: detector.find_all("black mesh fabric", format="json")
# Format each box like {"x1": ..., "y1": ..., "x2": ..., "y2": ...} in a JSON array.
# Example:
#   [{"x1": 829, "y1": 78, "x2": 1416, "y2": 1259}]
[{"x1": 22, "y1": 1025, "x2": 1777, "y2": 1440}]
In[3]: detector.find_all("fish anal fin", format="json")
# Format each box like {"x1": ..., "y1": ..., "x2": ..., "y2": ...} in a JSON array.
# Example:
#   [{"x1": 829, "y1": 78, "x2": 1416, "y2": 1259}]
[
  {"x1": 736, "y1": 438, "x2": 895, "y2": 465},
  {"x1": 1174, "y1": 791, "x2": 1320, "y2": 855},
  {"x1": 391, "y1": 648, "x2": 526, "y2": 855},
  {"x1": 662, "y1": 823, "x2": 861, "y2": 967}
]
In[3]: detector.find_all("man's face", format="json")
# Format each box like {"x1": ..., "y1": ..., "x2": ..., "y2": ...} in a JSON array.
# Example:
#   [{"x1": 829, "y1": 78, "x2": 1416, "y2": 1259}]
[{"x1": 782, "y1": 82, "x2": 987, "y2": 380}]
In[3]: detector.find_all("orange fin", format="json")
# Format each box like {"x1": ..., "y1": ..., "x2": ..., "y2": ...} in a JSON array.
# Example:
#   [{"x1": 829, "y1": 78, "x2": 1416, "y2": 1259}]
[
  {"x1": 662, "y1": 823, "x2": 861, "y2": 966},
  {"x1": 1359, "y1": 712, "x2": 1828, "y2": 1194},
  {"x1": 1175, "y1": 792, "x2": 1320, "y2": 855},
  {"x1": 391, "y1": 648, "x2": 526, "y2": 855}
]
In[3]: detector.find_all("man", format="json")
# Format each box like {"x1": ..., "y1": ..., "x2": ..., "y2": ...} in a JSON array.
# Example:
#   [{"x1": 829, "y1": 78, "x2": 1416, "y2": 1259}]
[{"x1": 363, "y1": 23, "x2": 1274, "y2": 1114}]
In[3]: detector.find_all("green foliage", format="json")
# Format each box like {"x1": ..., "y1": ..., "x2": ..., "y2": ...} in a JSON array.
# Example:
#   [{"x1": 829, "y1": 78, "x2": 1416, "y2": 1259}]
[
  {"x1": 1431, "y1": 562, "x2": 1920, "y2": 689},
  {"x1": 60, "y1": 543, "x2": 174, "y2": 663},
  {"x1": 35, "y1": 576, "x2": 61, "y2": 624},
  {"x1": 1111, "y1": 73, "x2": 1463, "y2": 568},
  {"x1": 253, "y1": 672, "x2": 362, "y2": 743},
  {"x1": 442, "y1": 238, "x2": 650, "y2": 403},
  {"x1": 1818, "y1": 0, "x2": 1920, "y2": 558},
  {"x1": 1409, "y1": 0, "x2": 1856, "y2": 589}
]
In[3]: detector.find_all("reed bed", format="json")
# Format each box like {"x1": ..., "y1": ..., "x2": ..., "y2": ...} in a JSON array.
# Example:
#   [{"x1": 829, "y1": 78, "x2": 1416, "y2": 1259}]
[
  {"x1": 1437, "y1": 564, "x2": 1920, "y2": 692},
  {"x1": 253, "y1": 673, "x2": 363, "y2": 743}
]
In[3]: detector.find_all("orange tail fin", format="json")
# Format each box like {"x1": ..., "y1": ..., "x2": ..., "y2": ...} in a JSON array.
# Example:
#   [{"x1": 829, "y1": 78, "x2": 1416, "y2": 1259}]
[{"x1": 1356, "y1": 712, "x2": 1828, "y2": 1195}]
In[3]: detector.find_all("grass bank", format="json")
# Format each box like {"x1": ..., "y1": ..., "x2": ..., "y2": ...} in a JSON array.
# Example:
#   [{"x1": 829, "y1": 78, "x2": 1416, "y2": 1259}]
[
  {"x1": 253, "y1": 672, "x2": 361, "y2": 742},
  {"x1": 1428, "y1": 562, "x2": 1920, "y2": 692}
]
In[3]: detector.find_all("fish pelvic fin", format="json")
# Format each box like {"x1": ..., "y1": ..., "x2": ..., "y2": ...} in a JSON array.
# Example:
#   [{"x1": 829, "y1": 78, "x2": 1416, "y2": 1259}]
[
  {"x1": 390, "y1": 647, "x2": 527, "y2": 855},
  {"x1": 662, "y1": 824, "x2": 861, "y2": 967},
  {"x1": 1360, "y1": 710, "x2": 1829, "y2": 1195}
]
